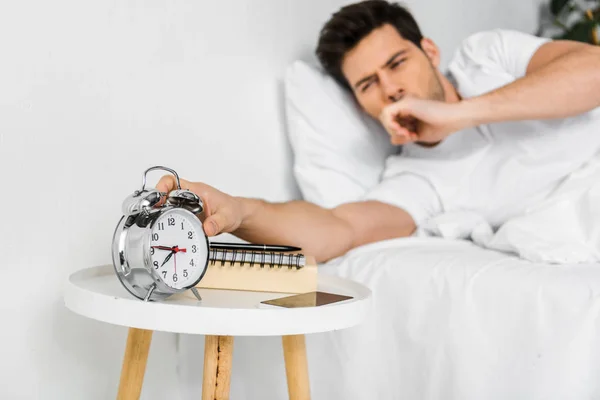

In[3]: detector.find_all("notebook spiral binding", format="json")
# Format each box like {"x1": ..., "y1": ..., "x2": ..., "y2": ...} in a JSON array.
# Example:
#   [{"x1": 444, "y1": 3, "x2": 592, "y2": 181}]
[{"x1": 208, "y1": 248, "x2": 306, "y2": 270}]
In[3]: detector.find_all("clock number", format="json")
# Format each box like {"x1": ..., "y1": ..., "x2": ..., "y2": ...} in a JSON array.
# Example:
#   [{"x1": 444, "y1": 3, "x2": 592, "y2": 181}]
[
  {"x1": 158, "y1": 222, "x2": 164, "y2": 231},
  {"x1": 152, "y1": 233, "x2": 159, "y2": 241},
  {"x1": 161, "y1": 271, "x2": 167, "y2": 278},
  {"x1": 192, "y1": 245, "x2": 197, "y2": 253},
  {"x1": 189, "y1": 259, "x2": 194, "y2": 267},
  {"x1": 173, "y1": 273, "x2": 178, "y2": 283},
  {"x1": 183, "y1": 269, "x2": 188, "y2": 278},
  {"x1": 150, "y1": 247, "x2": 155, "y2": 255},
  {"x1": 181, "y1": 222, "x2": 184, "y2": 230},
  {"x1": 153, "y1": 261, "x2": 159, "y2": 269},
  {"x1": 168, "y1": 217, "x2": 175, "y2": 226},
  {"x1": 188, "y1": 231, "x2": 193, "y2": 239}
]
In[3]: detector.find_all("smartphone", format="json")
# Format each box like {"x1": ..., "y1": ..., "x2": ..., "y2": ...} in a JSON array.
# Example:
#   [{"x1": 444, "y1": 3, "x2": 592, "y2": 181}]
[{"x1": 260, "y1": 291, "x2": 353, "y2": 308}]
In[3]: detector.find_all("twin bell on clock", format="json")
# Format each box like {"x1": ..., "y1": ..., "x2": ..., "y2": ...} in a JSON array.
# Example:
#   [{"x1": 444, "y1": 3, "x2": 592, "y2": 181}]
[{"x1": 112, "y1": 166, "x2": 209, "y2": 302}]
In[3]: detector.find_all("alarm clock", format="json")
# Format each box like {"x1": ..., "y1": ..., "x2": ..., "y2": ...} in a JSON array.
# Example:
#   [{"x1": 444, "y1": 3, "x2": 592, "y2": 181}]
[{"x1": 112, "y1": 166, "x2": 209, "y2": 302}]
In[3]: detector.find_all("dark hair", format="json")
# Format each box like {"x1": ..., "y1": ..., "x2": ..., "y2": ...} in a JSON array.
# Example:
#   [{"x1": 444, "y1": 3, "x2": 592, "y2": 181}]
[{"x1": 316, "y1": 1, "x2": 423, "y2": 89}]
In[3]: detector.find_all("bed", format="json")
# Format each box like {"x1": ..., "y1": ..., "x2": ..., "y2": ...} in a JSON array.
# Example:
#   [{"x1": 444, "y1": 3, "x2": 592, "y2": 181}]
[{"x1": 176, "y1": 236, "x2": 600, "y2": 400}]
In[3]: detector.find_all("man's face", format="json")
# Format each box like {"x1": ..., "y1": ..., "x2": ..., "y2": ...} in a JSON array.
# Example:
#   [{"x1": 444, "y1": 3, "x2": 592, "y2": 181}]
[{"x1": 341, "y1": 24, "x2": 445, "y2": 120}]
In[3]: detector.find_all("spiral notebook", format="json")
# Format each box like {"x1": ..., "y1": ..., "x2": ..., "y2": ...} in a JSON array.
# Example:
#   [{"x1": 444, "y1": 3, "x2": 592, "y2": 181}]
[{"x1": 195, "y1": 248, "x2": 317, "y2": 294}]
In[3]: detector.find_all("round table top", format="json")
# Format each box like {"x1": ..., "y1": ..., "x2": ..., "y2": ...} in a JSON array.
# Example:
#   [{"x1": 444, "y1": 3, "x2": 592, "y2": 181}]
[{"x1": 64, "y1": 265, "x2": 372, "y2": 336}]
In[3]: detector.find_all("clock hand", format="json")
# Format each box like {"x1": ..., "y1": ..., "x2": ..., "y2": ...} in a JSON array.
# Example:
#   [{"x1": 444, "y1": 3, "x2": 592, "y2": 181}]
[
  {"x1": 152, "y1": 245, "x2": 174, "y2": 251},
  {"x1": 160, "y1": 251, "x2": 174, "y2": 268},
  {"x1": 152, "y1": 245, "x2": 186, "y2": 253}
]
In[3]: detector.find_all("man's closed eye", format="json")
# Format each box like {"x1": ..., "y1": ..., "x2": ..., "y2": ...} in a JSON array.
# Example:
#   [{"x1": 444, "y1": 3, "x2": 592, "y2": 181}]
[
  {"x1": 361, "y1": 79, "x2": 377, "y2": 92},
  {"x1": 389, "y1": 58, "x2": 406, "y2": 70}
]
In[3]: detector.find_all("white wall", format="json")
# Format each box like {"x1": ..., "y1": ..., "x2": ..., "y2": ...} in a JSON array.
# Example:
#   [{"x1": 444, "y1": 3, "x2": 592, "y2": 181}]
[{"x1": 0, "y1": 0, "x2": 543, "y2": 398}]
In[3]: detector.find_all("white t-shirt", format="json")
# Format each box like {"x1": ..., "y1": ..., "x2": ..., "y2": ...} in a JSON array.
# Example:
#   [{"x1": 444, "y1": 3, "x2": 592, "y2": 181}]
[{"x1": 365, "y1": 29, "x2": 600, "y2": 228}]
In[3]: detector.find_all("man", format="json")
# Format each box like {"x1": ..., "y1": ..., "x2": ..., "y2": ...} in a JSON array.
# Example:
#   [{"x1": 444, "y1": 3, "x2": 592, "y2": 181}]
[{"x1": 158, "y1": 0, "x2": 600, "y2": 263}]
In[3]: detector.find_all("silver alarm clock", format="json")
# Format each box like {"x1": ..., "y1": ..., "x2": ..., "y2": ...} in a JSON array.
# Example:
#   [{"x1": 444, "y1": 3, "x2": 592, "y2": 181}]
[{"x1": 112, "y1": 166, "x2": 209, "y2": 302}]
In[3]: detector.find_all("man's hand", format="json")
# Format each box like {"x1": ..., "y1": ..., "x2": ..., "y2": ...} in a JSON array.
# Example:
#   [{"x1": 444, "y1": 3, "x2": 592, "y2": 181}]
[
  {"x1": 156, "y1": 176, "x2": 244, "y2": 237},
  {"x1": 379, "y1": 95, "x2": 474, "y2": 146}
]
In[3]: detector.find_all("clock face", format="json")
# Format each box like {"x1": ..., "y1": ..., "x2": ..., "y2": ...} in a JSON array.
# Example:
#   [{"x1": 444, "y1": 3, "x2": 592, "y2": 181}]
[{"x1": 148, "y1": 209, "x2": 208, "y2": 290}]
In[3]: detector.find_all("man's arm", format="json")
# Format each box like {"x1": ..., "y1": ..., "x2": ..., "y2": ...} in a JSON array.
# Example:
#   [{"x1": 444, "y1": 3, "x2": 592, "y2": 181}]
[
  {"x1": 380, "y1": 37, "x2": 600, "y2": 146},
  {"x1": 156, "y1": 176, "x2": 416, "y2": 263},
  {"x1": 234, "y1": 199, "x2": 415, "y2": 263},
  {"x1": 466, "y1": 40, "x2": 600, "y2": 124}
]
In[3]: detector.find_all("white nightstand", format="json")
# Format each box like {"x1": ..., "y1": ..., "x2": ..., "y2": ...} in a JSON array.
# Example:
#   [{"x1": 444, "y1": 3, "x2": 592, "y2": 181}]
[{"x1": 64, "y1": 265, "x2": 371, "y2": 400}]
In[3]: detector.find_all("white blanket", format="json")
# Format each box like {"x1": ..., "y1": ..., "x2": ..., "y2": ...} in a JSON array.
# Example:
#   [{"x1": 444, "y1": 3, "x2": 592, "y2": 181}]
[
  {"x1": 419, "y1": 151, "x2": 600, "y2": 264},
  {"x1": 177, "y1": 237, "x2": 600, "y2": 400}
]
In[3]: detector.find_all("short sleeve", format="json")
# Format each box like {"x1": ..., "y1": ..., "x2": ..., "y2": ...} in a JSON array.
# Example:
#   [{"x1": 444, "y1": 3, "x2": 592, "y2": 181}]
[
  {"x1": 450, "y1": 29, "x2": 551, "y2": 79},
  {"x1": 362, "y1": 172, "x2": 442, "y2": 226}
]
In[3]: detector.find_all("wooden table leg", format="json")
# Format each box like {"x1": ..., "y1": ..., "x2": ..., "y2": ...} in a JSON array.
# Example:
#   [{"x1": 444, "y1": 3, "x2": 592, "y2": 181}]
[
  {"x1": 202, "y1": 335, "x2": 234, "y2": 400},
  {"x1": 282, "y1": 334, "x2": 311, "y2": 400},
  {"x1": 117, "y1": 327, "x2": 153, "y2": 400}
]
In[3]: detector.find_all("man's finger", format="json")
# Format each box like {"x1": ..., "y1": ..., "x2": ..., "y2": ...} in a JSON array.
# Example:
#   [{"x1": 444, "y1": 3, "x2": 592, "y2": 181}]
[
  {"x1": 203, "y1": 212, "x2": 229, "y2": 236},
  {"x1": 155, "y1": 175, "x2": 196, "y2": 207},
  {"x1": 391, "y1": 123, "x2": 411, "y2": 137},
  {"x1": 391, "y1": 134, "x2": 411, "y2": 146},
  {"x1": 156, "y1": 174, "x2": 177, "y2": 194}
]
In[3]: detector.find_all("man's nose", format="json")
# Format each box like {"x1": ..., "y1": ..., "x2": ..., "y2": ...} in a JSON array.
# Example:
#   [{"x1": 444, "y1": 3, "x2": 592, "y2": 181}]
[
  {"x1": 382, "y1": 80, "x2": 405, "y2": 103},
  {"x1": 387, "y1": 89, "x2": 405, "y2": 103}
]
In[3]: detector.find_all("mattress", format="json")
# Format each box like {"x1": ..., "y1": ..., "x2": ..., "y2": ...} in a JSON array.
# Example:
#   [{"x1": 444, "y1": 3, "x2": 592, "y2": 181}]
[{"x1": 177, "y1": 237, "x2": 600, "y2": 400}]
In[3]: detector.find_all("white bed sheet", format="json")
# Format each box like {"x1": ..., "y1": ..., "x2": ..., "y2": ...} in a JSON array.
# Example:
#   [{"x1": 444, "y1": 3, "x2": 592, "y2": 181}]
[{"x1": 177, "y1": 237, "x2": 600, "y2": 400}]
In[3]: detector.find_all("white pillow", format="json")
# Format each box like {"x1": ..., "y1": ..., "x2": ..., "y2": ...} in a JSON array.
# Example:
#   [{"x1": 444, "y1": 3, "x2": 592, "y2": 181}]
[{"x1": 284, "y1": 60, "x2": 397, "y2": 208}]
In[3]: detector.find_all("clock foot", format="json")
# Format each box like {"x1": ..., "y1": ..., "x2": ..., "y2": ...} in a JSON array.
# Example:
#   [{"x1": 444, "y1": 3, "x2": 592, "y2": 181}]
[
  {"x1": 191, "y1": 287, "x2": 202, "y2": 301},
  {"x1": 143, "y1": 283, "x2": 156, "y2": 302}
]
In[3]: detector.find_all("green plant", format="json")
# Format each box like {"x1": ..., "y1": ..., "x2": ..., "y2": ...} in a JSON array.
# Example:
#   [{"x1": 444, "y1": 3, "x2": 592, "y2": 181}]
[{"x1": 550, "y1": 0, "x2": 600, "y2": 44}]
